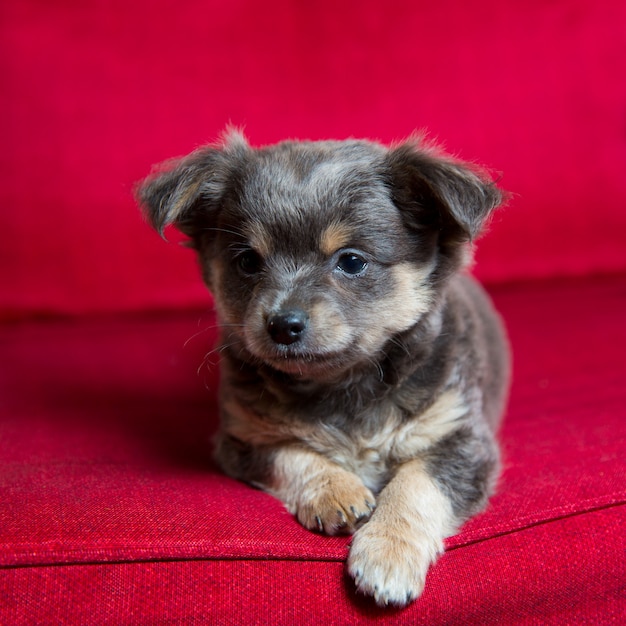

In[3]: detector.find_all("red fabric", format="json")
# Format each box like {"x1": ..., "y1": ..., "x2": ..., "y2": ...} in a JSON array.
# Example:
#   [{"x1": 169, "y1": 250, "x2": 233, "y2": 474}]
[
  {"x1": 2, "y1": 0, "x2": 626, "y2": 318},
  {"x1": 2, "y1": 510, "x2": 624, "y2": 625},
  {"x1": 1, "y1": 277, "x2": 625, "y2": 622}
]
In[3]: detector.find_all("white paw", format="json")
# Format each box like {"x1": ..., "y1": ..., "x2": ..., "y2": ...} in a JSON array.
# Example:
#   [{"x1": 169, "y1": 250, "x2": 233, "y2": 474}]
[
  {"x1": 347, "y1": 519, "x2": 443, "y2": 607},
  {"x1": 296, "y1": 472, "x2": 376, "y2": 535}
]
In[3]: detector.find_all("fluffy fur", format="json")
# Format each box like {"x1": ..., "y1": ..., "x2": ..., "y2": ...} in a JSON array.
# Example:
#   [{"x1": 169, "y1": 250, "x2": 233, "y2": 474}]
[{"x1": 137, "y1": 130, "x2": 510, "y2": 607}]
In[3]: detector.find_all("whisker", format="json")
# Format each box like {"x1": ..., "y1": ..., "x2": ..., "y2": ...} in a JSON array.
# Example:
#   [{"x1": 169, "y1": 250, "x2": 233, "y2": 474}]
[
  {"x1": 184, "y1": 325, "x2": 219, "y2": 348},
  {"x1": 228, "y1": 242, "x2": 254, "y2": 254},
  {"x1": 388, "y1": 336, "x2": 412, "y2": 358},
  {"x1": 366, "y1": 356, "x2": 385, "y2": 382},
  {"x1": 201, "y1": 226, "x2": 247, "y2": 238},
  {"x1": 183, "y1": 322, "x2": 245, "y2": 349},
  {"x1": 196, "y1": 342, "x2": 238, "y2": 376}
]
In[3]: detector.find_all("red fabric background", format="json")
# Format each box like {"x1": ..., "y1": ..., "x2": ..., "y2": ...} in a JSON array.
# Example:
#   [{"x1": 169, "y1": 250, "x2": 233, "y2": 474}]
[
  {"x1": 2, "y1": 0, "x2": 626, "y2": 318},
  {"x1": 3, "y1": 509, "x2": 623, "y2": 625},
  {"x1": 3, "y1": 506, "x2": 624, "y2": 626}
]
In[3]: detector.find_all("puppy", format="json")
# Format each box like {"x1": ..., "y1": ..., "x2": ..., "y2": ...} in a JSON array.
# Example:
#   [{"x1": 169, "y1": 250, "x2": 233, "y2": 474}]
[{"x1": 137, "y1": 130, "x2": 510, "y2": 607}]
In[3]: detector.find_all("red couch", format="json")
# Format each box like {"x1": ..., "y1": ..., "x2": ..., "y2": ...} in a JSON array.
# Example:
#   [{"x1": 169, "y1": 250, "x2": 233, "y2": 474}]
[{"x1": 2, "y1": 1, "x2": 625, "y2": 623}]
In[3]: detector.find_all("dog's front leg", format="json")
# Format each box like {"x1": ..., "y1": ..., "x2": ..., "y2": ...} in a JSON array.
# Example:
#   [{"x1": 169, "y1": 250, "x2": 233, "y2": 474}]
[
  {"x1": 268, "y1": 445, "x2": 376, "y2": 536},
  {"x1": 347, "y1": 458, "x2": 457, "y2": 607}
]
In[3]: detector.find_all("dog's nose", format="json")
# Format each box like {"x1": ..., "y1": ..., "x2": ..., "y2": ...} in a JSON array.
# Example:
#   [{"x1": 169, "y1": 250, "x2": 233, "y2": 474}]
[{"x1": 266, "y1": 310, "x2": 308, "y2": 346}]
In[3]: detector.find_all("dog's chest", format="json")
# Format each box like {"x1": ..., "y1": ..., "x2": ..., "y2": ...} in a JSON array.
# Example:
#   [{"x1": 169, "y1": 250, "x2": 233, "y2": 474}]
[
  {"x1": 223, "y1": 373, "x2": 468, "y2": 494},
  {"x1": 300, "y1": 389, "x2": 467, "y2": 493},
  {"x1": 317, "y1": 412, "x2": 405, "y2": 494}
]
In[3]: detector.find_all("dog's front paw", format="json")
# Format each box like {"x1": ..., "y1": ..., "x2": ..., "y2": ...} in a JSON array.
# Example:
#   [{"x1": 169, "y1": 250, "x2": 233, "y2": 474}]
[
  {"x1": 296, "y1": 471, "x2": 376, "y2": 536},
  {"x1": 347, "y1": 519, "x2": 443, "y2": 607}
]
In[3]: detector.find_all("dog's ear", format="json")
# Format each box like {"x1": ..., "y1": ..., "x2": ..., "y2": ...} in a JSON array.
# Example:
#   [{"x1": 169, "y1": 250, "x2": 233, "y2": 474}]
[
  {"x1": 136, "y1": 129, "x2": 249, "y2": 241},
  {"x1": 385, "y1": 140, "x2": 503, "y2": 247}
]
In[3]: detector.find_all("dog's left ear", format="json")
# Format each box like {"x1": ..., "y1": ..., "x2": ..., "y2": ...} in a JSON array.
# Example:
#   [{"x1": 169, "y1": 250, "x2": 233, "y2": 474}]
[
  {"x1": 135, "y1": 129, "x2": 249, "y2": 243},
  {"x1": 385, "y1": 141, "x2": 503, "y2": 246}
]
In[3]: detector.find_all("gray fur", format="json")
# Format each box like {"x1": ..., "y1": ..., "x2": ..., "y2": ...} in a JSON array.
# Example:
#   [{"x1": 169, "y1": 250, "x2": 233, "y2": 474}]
[{"x1": 137, "y1": 130, "x2": 510, "y2": 607}]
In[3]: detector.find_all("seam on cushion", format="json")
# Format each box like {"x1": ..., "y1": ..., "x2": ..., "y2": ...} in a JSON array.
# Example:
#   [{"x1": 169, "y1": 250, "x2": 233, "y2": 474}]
[
  {"x1": 446, "y1": 490, "x2": 626, "y2": 548},
  {"x1": 0, "y1": 542, "x2": 349, "y2": 568},
  {"x1": 1, "y1": 500, "x2": 624, "y2": 570},
  {"x1": 446, "y1": 498, "x2": 626, "y2": 552},
  {"x1": 0, "y1": 550, "x2": 351, "y2": 570}
]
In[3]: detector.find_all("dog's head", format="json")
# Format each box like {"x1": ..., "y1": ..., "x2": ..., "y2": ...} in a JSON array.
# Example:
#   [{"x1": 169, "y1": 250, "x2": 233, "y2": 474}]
[{"x1": 138, "y1": 130, "x2": 502, "y2": 380}]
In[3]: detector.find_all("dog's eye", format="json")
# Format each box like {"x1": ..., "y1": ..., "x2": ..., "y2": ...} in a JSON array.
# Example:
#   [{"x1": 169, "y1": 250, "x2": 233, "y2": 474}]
[
  {"x1": 336, "y1": 252, "x2": 367, "y2": 276},
  {"x1": 237, "y1": 249, "x2": 263, "y2": 275}
]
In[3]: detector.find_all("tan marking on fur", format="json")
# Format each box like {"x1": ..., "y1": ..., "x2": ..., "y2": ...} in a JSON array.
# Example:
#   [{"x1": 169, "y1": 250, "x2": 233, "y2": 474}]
[
  {"x1": 269, "y1": 445, "x2": 375, "y2": 535},
  {"x1": 358, "y1": 261, "x2": 434, "y2": 355},
  {"x1": 165, "y1": 180, "x2": 203, "y2": 224},
  {"x1": 319, "y1": 221, "x2": 353, "y2": 256},
  {"x1": 388, "y1": 389, "x2": 469, "y2": 460},
  {"x1": 246, "y1": 221, "x2": 273, "y2": 258},
  {"x1": 347, "y1": 459, "x2": 455, "y2": 606},
  {"x1": 460, "y1": 243, "x2": 475, "y2": 270},
  {"x1": 386, "y1": 262, "x2": 434, "y2": 328},
  {"x1": 309, "y1": 300, "x2": 353, "y2": 348},
  {"x1": 205, "y1": 259, "x2": 240, "y2": 327}
]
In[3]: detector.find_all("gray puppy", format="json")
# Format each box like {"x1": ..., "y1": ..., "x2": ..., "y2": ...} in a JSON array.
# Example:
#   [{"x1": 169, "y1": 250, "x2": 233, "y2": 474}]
[{"x1": 138, "y1": 130, "x2": 510, "y2": 607}]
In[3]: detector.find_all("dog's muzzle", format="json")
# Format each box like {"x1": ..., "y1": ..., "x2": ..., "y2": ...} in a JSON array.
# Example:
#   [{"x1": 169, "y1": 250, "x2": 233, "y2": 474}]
[{"x1": 266, "y1": 309, "x2": 309, "y2": 346}]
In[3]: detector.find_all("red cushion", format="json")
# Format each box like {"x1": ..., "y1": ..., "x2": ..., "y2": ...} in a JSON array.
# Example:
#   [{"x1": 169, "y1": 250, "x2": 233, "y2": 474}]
[
  {"x1": 2, "y1": 276, "x2": 625, "y2": 623},
  {"x1": 2, "y1": 0, "x2": 626, "y2": 318}
]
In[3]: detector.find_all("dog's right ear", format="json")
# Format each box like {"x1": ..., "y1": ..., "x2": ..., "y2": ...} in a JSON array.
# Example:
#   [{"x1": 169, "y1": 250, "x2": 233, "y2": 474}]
[
  {"x1": 385, "y1": 139, "x2": 503, "y2": 245},
  {"x1": 136, "y1": 130, "x2": 249, "y2": 241}
]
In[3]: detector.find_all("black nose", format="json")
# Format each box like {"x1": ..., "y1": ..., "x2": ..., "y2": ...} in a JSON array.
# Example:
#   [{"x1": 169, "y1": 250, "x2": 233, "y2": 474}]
[{"x1": 266, "y1": 310, "x2": 308, "y2": 346}]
